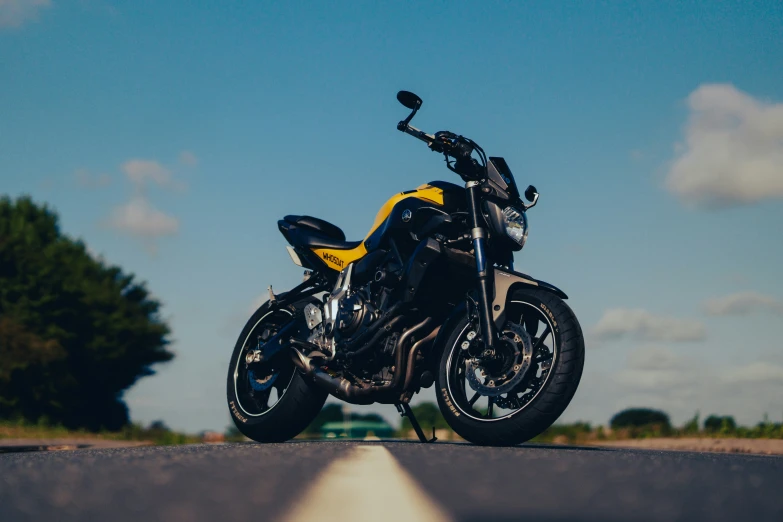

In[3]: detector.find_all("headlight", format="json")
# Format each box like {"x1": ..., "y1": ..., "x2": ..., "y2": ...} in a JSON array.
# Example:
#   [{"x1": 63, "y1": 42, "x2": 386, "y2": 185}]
[{"x1": 501, "y1": 206, "x2": 528, "y2": 247}]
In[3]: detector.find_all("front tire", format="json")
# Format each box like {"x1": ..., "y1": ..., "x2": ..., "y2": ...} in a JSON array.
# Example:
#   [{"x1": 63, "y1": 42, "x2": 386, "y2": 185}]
[
  {"x1": 226, "y1": 303, "x2": 327, "y2": 442},
  {"x1": 435, "y1": 288, "x2": 584, "y2": 446}
]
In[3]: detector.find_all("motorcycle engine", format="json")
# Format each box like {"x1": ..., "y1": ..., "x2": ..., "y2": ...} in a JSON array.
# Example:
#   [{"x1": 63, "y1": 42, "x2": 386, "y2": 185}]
[{"x1": 305, "y1": 264, "x2": 377, "y2": 358}]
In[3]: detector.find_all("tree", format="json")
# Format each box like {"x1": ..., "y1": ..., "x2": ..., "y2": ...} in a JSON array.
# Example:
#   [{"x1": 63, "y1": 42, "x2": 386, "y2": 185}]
[
  {"x1": 704, "y1": 415, "x2": 736, "y2": 433},
  {"x1": 610, "y1": 408, "x2": 671, "y2": 430},
  {"x1": 0, "y1": 196, "x2": 173, "y2": 430},
  {"x1": 681, "y1": 411, "x2": 700, "y2": 434},
  {"x1": 147, "y1": 420, "x2": 171, "y2": 433}
]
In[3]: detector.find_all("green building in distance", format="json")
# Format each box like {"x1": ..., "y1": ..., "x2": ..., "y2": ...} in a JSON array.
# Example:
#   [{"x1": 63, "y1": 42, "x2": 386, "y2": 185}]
[{"x1": 320, "y1": 420, "x2": 395, "y2": 439}]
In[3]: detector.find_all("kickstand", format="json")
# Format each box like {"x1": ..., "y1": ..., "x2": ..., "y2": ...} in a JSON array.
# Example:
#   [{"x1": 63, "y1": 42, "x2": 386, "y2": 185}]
[{"x1": 396, "y1": 403, "x2": 437, "y2": 443}]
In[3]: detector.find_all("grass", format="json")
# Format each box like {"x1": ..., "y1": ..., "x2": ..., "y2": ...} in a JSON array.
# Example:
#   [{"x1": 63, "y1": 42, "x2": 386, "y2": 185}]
[
  {"x1": 5, "y1": 411, "x2": 782, "y2": 446},
  {"x1": 0, "y1": 419, "x2": 202, "y2": 445},
  {"x1": 531, "y1": 419, "x2": 783, "y2": 445}
]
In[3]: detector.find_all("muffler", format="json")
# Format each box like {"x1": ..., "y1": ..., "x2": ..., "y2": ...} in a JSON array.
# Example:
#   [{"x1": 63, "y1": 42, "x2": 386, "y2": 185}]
[
  {"x1": 290, "y1": 347, "x2": 375, "y2": 400},
  {"x1": 290, "y1": 317, "x2": 433, "y2": 401}
]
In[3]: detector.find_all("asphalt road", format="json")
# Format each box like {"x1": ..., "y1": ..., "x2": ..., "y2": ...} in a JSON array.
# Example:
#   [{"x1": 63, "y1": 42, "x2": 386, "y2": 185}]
[{"x1": 1, "y1": 441, "x2": 781, "y2": 522}]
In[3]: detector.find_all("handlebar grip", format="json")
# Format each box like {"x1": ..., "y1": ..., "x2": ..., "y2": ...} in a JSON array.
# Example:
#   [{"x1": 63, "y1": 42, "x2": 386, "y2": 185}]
[
  {"x1": 398, "y1": 122, "x2": 435, "y2": 144},
  {"x1": 433, "y1": 132, "x2": 473, "y2": 158}
]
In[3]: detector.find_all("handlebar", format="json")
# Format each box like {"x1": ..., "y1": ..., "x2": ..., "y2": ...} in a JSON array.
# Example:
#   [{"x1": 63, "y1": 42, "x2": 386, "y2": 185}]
[
  {"x1": 397, "y1": 122, "x2": 435, "y2": 145},
  {"x1": 397, "y1": 122, "x2": 474, "y2": 159},
  {"x1": 396, "y1": 92, "x2": 487, "y2": 180},
  {"x1": 397, "y1": 120, "x2": 485, "y2": 180}
]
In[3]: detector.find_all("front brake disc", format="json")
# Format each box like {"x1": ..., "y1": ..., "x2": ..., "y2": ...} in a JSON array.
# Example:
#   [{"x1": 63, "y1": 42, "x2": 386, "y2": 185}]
[{"x1": 465, "y1": 323, "x2": 533, "y2": 397}]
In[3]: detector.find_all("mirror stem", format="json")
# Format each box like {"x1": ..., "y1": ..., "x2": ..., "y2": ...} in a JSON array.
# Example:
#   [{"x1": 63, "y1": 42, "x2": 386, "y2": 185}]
[
  {"x1": 523, "y1": 193, "x2": 539, "y2": 211},
  {"x1": 400, "y1": 106, "x2": 419, "y2": 129}
]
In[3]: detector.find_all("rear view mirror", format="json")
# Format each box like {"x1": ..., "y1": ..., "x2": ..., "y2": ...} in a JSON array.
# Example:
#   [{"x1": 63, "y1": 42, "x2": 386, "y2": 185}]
[
  {"x1": 397, "y1": 91, "x2": 423, "y2": 130},
  {"x1": 524, "y1": 185, "x2": 539, "y2": 210},
  {"x1": 397, "y1": 91, "x2": 422, "y2": 110}
]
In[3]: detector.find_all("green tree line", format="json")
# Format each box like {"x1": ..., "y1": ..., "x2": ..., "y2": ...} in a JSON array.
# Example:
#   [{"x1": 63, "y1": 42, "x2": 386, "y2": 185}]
[{"x1": 0, "y1": 196, "x2": 174, "y2": 430}]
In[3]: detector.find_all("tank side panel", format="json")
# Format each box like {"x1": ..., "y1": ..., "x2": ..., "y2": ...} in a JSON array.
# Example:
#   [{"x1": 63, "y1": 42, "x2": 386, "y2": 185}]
[{"x1": 308, "y1": 185, "x2": 446, "y2": 272}]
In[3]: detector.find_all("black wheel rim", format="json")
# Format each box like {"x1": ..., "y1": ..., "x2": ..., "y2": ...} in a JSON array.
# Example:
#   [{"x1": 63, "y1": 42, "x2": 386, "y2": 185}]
[
  {"x1": 446, "y1": 300, "x2": 557, "y2": 422},
  {"x1": 233, "y1": 309, "x2": 296, "y2": 417}
]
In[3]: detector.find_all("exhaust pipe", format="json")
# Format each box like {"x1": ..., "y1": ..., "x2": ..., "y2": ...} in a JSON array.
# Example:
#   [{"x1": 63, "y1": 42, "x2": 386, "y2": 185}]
[
  {"x1": 403, "y1": 326, "x2": 440, "y2": 390},
  {"x1": 290, "y1": 317, "x2": 433, "y2": 400},
  {"x1": 291, "y1": 346, "x2": 375, "y2": 399}
]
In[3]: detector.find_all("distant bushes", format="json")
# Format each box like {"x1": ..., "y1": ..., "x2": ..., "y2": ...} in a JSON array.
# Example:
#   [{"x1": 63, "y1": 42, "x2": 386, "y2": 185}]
[
  {"x1": 609, "y1": 408, "x2": 672, "y2": 438},
  {"x1": 534, "y1": 409, "x2": 783, "y2": 444},
  {"x1": 704, "y1": 415, "x2": 736, "y2": 433},
  {"x1": 611, "y1": 408, "x2": 671, "y2": 430}
]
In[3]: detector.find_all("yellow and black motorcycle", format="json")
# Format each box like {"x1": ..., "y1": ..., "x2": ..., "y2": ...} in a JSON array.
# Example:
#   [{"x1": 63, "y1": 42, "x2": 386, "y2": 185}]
[{"x1": 227, "y1": 91, "x2": 584, "y2": 445}]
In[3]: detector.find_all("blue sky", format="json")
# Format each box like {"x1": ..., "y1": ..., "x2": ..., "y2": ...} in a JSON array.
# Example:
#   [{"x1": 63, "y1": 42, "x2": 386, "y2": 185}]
[{"x1": 2, "y1": 1, "x2": 783, "y2": 432}]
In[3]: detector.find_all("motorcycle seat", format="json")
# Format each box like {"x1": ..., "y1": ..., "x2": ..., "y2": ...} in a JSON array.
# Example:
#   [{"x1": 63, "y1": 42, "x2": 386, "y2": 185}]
[
  {"x1": 279, "y1": 215, "x2": 362, "y2": 250},
  {"x1": 284, "y1": 215, "x2": 345, "y2": 240}
]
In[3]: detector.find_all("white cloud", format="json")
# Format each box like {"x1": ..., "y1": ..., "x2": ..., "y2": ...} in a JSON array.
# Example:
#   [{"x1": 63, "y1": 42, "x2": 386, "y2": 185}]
[
  {"x1": 627, "y1": 345, "x2": 680, "y2": 371},
  {"x1": 593, "y1": 308, "x2": 706, "y2": 342},
  {"x1": 74, "y1": 168, "x2": 111, "y2": 188},
  {"x1": 105, "y1": 156, "x2": 186, "y2": 253},
  {"x1": 122, "y1": 159, "x2": 174, "y2": 188},
  {"x1": 0, "y1": 0, "x2": 51, "y2": 28},
  {"x1": 703, "y1": 292, "x2": 783, "y2": 316},
  {"x1": 108, "y1": 196, "x2": 179, "y2": 240},
  {"x1": 614, "y1": 368, "x2": 690, "y2": 391},
  {"x1": 602, "y1": 349, "x2": 783, "y2": 425},
  {"x1": 665, "y1": 84, "x2": 783, "y2": 208},
  {"x1": 615, "y1": 347, "x2": 691, "y2": 390},
  {"x1": 721, "y1": 362, "x2": 783, "y2": 384},
  {"x1": 179, "y1": 150, "x2": 198, "y2": 167}
]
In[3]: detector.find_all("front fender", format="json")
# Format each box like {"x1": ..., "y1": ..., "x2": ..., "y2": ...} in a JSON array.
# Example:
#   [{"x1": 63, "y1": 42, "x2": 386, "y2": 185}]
[
  {"x1": 425, "y1": 268, "x2": 568, "y2": 363},
  {"x1": 492, "y1": 268, "x2": 568, "y2": 328}
]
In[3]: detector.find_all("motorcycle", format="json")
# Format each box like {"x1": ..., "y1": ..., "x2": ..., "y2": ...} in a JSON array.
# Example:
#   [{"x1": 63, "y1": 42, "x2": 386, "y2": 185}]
[{"x1": 227, "y1": 91, "x2": 584, "y2": 446}]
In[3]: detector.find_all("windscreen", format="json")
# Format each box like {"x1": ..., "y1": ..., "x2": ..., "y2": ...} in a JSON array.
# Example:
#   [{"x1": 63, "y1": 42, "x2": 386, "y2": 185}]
[{"x1": 488, "y1": 157, "x2": 520, "y2": 201}]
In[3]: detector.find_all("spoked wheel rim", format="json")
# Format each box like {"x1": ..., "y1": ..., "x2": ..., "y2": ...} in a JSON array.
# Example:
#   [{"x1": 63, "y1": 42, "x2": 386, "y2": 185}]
[
  {"x1": 446, "y1": 300, "x2": 557, "y2": 422},
  {"x1": 233, "y1": 309, "x2": 297, "y2": 418}
]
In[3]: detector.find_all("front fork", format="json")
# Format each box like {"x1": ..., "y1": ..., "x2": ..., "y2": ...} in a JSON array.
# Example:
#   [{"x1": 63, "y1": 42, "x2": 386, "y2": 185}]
[{"x1": 466, "y1": 182, "x2": 496, "y2": 349}]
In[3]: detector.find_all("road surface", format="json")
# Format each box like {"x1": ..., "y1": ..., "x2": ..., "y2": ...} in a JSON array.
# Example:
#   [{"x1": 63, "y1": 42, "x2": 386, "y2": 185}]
[{"x1": 1, "y1": 441, "x2": 781, "y2": 521}]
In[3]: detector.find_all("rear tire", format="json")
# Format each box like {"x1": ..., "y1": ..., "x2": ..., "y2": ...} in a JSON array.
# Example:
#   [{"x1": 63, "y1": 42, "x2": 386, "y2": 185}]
[
  {"x1": 226, "y1": 302, "x2": 327, "y2": 442},
  {"x1": 435, "y1": 288, "x2": 584, "y2": 446}
]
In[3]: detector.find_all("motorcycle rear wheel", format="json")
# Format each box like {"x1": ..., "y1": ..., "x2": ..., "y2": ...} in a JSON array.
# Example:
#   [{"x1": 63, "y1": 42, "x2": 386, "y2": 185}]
[
  {"x1": 226, "y1": 302, "x2": 327, "y2": 442},
  {"x1": 435, "y1": 288, "x2": 584, "y2": 446}
]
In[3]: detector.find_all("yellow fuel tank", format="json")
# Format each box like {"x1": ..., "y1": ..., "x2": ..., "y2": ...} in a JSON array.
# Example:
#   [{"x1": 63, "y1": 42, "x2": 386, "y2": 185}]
[{"x1": 312, "y1": 184, "x2": 446, "y2": 271}]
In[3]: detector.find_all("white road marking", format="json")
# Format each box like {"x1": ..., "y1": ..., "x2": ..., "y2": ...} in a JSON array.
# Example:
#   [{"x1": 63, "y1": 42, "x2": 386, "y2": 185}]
[{"x1": 280, "y1": 445, "x2": 452, "y2": 522}]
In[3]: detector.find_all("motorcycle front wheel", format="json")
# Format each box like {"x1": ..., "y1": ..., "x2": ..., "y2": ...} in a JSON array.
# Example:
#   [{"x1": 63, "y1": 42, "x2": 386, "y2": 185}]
[{"x1": 435, "y1": 288, "x2": 585, "y2": 446}]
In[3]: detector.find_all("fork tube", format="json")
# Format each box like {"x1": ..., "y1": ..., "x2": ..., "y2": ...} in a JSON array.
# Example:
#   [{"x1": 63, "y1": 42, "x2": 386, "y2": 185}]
[{"x1": 466, "y1": 182, "x2": 495, "y2": 348}]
